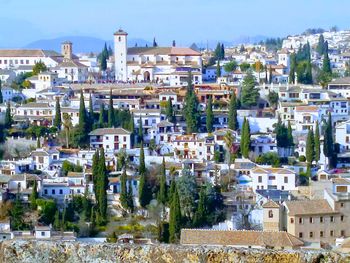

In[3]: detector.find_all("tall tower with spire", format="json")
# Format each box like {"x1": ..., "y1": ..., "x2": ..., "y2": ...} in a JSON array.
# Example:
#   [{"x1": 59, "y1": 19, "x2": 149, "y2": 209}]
[{"x1": 114, "y1": 29, "x2": 128, "y2": 82}]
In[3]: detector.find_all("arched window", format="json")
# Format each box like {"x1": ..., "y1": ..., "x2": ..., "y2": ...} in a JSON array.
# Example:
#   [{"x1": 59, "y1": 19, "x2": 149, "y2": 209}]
[
  {"x1": 268, "y1": 210, "x2": 273, "y2": 218},
  {"x1": 118, "y1": 36, "x2": 121, "y2": 42}
]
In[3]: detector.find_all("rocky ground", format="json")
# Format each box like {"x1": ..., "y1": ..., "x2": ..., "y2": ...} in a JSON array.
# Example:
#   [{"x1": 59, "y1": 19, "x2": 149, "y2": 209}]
[{"x1": 1, "y1": 240, "x2": 350, "y2": 263}]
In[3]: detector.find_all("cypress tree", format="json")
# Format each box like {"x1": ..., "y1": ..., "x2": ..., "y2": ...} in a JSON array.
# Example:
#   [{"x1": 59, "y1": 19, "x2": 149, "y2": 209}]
[
  {"x1": 138, "y1": 144, "x2": 151, "y2": 207},
  {"x1": 89, "y1": 93, "x2": 94, "y2": 129},
  {"x1": 53, "y1": 97, "x2": 62, "y2": 130},
  {"x1": 214, "y1": 43, "x2": 221, "y2": 59},
  {"x1": 29, "y1": 180, "x2": 38, "y2": 210},
  {"x1": 314, "y1": 121, "x2": 321, "y2": 163},
  {"x1": 206, "y1": 96, "x2": 214, "y2": 133},
  {"x1": 166, "y1": 97, "x2": 175, "y2": 123},
  {"x1": 322, "y1": 52, "x2": 332, "y2": 74},
  {"x1": 76, "y1": 90, "x2": 90, "y2": 146},
  {"x1": 168, "y1": 179, "x2": 176, "y2": 205},
  {"x1": 119, "y1": 168, "x2": 128, "y2": 210},
  {"x1": 241, "y1": 118, "x2": 250, "y2": 158},
  {"x1": 100, "y1": 43, "x2": 108, "y2": 71},
  {"x1": 287, "y1": 121, "x2": 294, "y2": 148},
  {"x1": 108, "y1": 89, "x2": 115, "y2": 127},
  {"x1": 240, "y1": 118, "x2": 246, "y2": 157},
  {"x1": 99, "y1": 103, "x2": 105, "y2": 128},
  {"x1": 128, "y1": 113, "x2": 135, "y2": 147},
  {"x1": 316, "y1": 34, "x2": 325, "y2": 55},
  {"x1": 289, "y1": 54, "x2": 296, "y2": 84},
  {"x1": 306, "y1": 129, "x2": 315, "y2": 177},
  {"x1": 98, "y1": 148, "x2": 108, "y2": 222},
  {"x1": 4, "y1": 102, "x2": 12, "y2": 129},
  {"x1": 216, "y1": 61, "x2": 221, "y2": 78},
  {"x1": 53, "y1": 211, "x2": 60, "y2": 230},
  {"x1": 323, "y1": 112, "x2": 334, "y2": 165},
  {"x1": 183, "y1": 71, "x2": 199, "y2": 134},
  {"x1": 157, "y1": 157, "x2": 167, "y2": 205},
  {"x1": 127, "y1": 180, "x2": 134, "y2": 212},
  {"x1": 138, "y1": 116, "x2": 143, "y2": 143},
  {"x1": 193, "y1": 187, "x2": 207, "y2": 227},
  {"x1": 220, "y1": 43, "x2": 225, "y2": 60},
  {"x1": 0, "y1": 80, "x2": 3, "y2": 104},
  {"x1": 92, "y1": 150, "x2": 100, "y2": 196},
  {"x1": 228, "y1": 92, "x2": 238, "y2": 130},
  {"x1": 169, "y1": 185, "x2": 181, "y2": 243}
]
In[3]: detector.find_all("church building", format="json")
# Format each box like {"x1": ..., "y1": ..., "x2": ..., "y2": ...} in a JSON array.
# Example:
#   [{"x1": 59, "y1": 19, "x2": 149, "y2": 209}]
[{"x1": 114, "y1": 29, "x2": 202, "y2": 86}]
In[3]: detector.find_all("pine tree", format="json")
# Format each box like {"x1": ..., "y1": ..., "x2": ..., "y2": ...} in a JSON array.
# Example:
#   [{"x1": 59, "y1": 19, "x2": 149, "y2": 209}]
[
  {"x1": 314, "y1": 121, "x2": 321, "y2": 163},
  {"x1": 4, "y1": 102, "x2": 12, "y2": 129},
  {"x1": 241, "y1": 71, "x2": 259, "y2": 108},
  {"x1": 166, "y1": 97, "x2": 175, "y2": 123},
  {"x1": 108, "y1": 89, "x2": 115, "y2": 127},
  {"x1": 138, "y1": 116, "x2": 143, "y2": 143},
  {"x1": 216, "y1": 61, "x2": 221, "y2": 78},
  {"x1": 29, "y1": 180, "x2": 38, "y2": 210},
  {"x1": 228, "y1": 92, "x2": 238, "y2": 130},
  {"x1": 214, "y1": 43, "x2": 221, "y2": 60},
  {"x1": 53, "y1": 97, "x2": 62, "y2": 130},
  {"x1": 0, "y1": 80, "x2": 3, "y2": 104},
  {"x1": 119, "y1": 168, "x2": 128, "y2": 210},
  {"x1": 138, "y1": 144, "x2": 151, "y2": 207},
  {"x1": 206, "y1": 97, "x2": 214, "y2": 133},
  {"x1": 169, "y1": 184, "x2": 181, "y2": 243},
  {"x1": 193, "y1": 187, "x2": 207, "y2": 227},
  {"x1": 157, "y1": 157, "x2": 167, "y2": 205},
  {"x1": 99, "y1": 103, "x2": 105, "y2": 128}
]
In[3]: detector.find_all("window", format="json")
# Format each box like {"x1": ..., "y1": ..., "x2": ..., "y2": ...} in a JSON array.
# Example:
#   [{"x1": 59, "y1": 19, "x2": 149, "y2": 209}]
[
  {"x1": 41, "y1": 232, "x2": 45, "y2": 236},
  {"x1": 320, "y1": 216, "x2": 323, "y2": 223},
  {"x1": 341, "y1": 215, "x2": 344, "y2": 222},
  {"x1": 59, "y1": 189, "x2": 63, "y2": 194},
  {"x1": 268, "y1": 176, "x2": 276, "y2": 180},
  {"x1": 290, "y1": 218, "x2": 294, "y2": 224},
  {"x1": 320, "y1": 231, "x2": 324, "y2": 237},
  {"x1": 44, "y1": 189, "x2": 48, "y2": 195},
  {"x1": 341, "y1": 203, "x2": 344, "y2": 207},
  {"x1": 258, "y1": 176, "x2": 262, "y2": 183},
  {"x1": 299, "y1": 218, "x2": 303, "y2": 224},
  {"x1": 330, "y1": 230, "x2": 334, "y2": 237},
  {"x1": 299, "y1": 232, "x2": 303, "y2": 238},
  {"x1": 284, "y1": 177, "x2": 288, "y2": 183},
  {"x1": 331, "y1": 216, "x2": 334, "y2": 222},
  {"x1": 309, "y1": 217, "x2": 313, "y2": 223},
  {"x1": 309, "y1": 232, "x2": 313, "y2": 238},
  {"x1": 52, "y1": 189, "x2": 55, "y2": 195},
  {"x1": 268, "y1": 210, "x2": 273, "y2": 218}
]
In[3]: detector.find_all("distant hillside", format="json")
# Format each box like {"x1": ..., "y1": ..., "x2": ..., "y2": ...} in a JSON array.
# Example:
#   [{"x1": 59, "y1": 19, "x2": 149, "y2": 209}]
[
  {"x1": 24, "y1": 36, "x2": 152, "y2": 53},
  {"x1": 195, "y1": 35, "x2": 270, "y2": 49}
]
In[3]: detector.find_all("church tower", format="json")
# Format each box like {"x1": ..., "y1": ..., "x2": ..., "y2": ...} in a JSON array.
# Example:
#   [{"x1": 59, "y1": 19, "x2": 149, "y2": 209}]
[
  {"x1": 262, "y1": 200, "x2": 281, "y2": 231},
  {"x1": 114, "y1": 29, "x2": 128, "y2": 82},
  {"x1": 61, "y1": 41, "x2": 73, "y2": 61}
]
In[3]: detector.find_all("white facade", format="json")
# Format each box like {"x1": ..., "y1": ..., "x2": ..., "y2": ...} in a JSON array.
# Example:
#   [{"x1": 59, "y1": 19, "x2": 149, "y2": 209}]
[
  {"x1": 251, "y1": 166, "x2": 296, "y2": 192},
  {"x1": 89, "y1": 128, "x2": 132, "y2": 152}
]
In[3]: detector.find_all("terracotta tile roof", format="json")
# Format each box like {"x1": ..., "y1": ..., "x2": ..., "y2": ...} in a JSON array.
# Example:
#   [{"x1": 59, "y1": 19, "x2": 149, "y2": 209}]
[
  {"x1": 0, "y1": 49, "x2": 61, "y2": 57},
  {"x1": 284, "y1": 200, "x2": 338, "y2": 216},
  {"x1": 295, "y1": 106, "x2": 319, "y2": 112},
  {"x1": 180, "y1": 229, "x2": 303, "y2": 248},
  {"x1": 252, "y1": 167, "x2": 295, "y2": 175},
  {"x1": 262, "y1": 200, "x2": 280, "y2": 208}
]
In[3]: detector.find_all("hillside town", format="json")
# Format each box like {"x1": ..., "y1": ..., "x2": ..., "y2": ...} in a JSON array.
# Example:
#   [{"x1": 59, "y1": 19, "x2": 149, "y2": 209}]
[{"x1": 2, "y1": 26, "x2": 350, "y2": 253}]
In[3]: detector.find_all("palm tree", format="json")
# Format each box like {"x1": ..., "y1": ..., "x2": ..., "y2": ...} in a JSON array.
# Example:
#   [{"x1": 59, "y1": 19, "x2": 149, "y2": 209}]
[
  {"x1": 223, "y1": 131, "x2": 235, "y2": 164},
  {"x1": 62, "y1": 113, "x2": 72, "y2": 148}
]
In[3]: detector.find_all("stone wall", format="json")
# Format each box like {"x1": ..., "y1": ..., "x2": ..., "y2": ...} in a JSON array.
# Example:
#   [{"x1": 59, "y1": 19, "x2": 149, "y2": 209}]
[{"x1": 0, "y1": 240, "x2": 350, "y2": 263}]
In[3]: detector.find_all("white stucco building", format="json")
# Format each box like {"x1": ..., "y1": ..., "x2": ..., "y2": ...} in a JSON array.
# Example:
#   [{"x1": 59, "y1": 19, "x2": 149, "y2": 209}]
[{"x1": 113, "y1": 29, "x2": 202, "y2": 86}]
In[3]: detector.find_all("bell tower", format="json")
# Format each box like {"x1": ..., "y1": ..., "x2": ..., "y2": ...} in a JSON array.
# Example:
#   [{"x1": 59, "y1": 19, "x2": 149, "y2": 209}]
[
  {"x1": 61, "y1": 41, "x2": 73, "y2": 61},
  {"x1": 114, "y1": 29, "x2": 128, "y2": 82}
]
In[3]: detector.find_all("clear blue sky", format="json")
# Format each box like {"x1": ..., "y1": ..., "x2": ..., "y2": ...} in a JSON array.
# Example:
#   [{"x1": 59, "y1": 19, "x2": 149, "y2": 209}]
[{"x1": 0, "y1": 0, "x2": 349, "y2": 47}]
